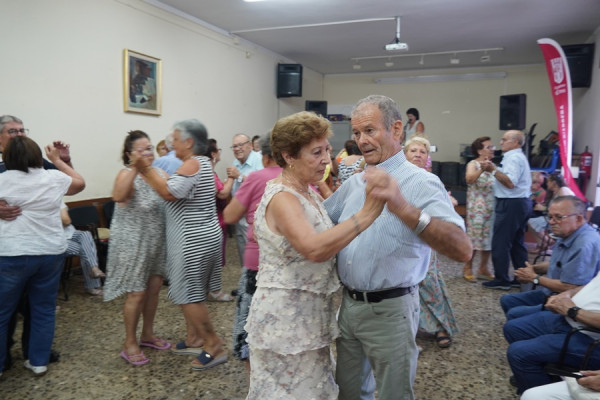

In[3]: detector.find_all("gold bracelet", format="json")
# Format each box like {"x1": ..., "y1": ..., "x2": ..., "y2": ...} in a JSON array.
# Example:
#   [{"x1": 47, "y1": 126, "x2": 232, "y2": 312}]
[{"x1": 351, "y1": 215, "x2": 361, "y2": 235}]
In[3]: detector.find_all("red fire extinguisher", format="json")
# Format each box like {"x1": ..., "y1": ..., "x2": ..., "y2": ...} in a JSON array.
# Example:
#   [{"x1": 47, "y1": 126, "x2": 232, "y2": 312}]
[{"x1": 580, "y1": 146, "x2": 593, "y2": 192}]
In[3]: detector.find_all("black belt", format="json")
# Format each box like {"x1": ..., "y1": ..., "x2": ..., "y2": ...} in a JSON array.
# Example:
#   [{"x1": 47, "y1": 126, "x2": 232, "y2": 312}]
[{"x1": 345, "y1": 286, "x2": 416, "y2": 303}]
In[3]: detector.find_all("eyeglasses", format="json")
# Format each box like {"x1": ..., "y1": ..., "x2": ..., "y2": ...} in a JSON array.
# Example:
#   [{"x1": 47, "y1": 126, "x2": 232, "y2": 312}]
[
  {"x1": 230, "y1": 140, "x2": 250, "y2": 150},
  {"x1": 5, "y1": 128, "x2": 29, "y2": 136},
  {"x1": 135, "y1": 145, "x2": 154, "y2": 152},
  {"x1": 546, "y1": 213, "x2": 578, "y2": 223},
  {"x1": 485, "y1": 145, "x2": 496, "y2": 150}
]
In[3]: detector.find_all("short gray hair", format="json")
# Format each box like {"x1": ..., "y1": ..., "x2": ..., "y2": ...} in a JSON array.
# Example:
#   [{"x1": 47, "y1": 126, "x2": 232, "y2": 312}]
[
  {"x1": 549, "y1": 195, "x2": 587, "y2": 217},
  {"x1": 260, "y1": 132, "x2": 273, "y2": 158},
  {"x1": 351, "y1": 95, "x2": 402, "y2": 131},
  {"x1": 0, "y1": 115, "x2": 23, "y2": 132},
  {"x1": 164, "y1": 133, "x2": 174, "y2": 151},
  {"x1": 173, "y1": 119, "x2": 208, "y2": 156}
]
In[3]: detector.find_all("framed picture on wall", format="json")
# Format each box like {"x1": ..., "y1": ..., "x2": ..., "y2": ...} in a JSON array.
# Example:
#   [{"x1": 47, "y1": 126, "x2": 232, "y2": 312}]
[{"x1": 123, "y1": 49, "x2": 162, "y2": 115}]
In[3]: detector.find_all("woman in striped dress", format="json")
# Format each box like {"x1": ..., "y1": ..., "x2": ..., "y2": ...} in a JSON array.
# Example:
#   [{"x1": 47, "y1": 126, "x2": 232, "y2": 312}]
[{"x1": 137, "y1": 119, "x2": 226, "y2": 371}]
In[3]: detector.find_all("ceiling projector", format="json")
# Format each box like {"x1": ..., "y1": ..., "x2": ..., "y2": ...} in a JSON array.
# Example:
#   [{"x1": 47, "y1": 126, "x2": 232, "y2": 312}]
[{"x1": 385, "y1": 42, "x2": 409, "y2": 51}]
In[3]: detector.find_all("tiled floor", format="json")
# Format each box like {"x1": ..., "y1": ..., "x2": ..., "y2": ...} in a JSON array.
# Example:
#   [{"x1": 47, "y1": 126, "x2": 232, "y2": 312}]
[{"x1": 0, "y1": 242, "x2": 521, "y2": 400}]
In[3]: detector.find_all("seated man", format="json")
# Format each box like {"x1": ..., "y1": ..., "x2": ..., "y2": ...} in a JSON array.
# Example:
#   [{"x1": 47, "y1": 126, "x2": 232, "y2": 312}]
[
  {"x1": 501, "y1": 196, "x2": 600, "y2": 320},
  {"x1": 503, "y1": 272, "x2": 600, "y2": 394}
]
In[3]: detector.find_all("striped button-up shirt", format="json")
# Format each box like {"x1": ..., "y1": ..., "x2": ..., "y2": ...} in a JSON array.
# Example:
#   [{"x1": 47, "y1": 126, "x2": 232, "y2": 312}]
[{"x1": 324, "y1": 151, "x2": 464, "y2": 291}]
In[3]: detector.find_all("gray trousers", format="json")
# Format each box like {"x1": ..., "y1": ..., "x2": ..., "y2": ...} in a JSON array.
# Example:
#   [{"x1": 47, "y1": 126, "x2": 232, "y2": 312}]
[{"x1": 336, "y1": 288, "x2": 420, "y2": 400}]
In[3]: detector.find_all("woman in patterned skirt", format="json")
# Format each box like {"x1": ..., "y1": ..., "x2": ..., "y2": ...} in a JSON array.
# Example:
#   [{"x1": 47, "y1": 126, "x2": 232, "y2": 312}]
[
  {"x1": 245, "y1": 112, "x2": 384, "y2": 399},
  {"x1": 463, "y1": 136, "x2": 496, "y2": 281},
  {"x1": 104, "y1": 130, "x2": 170, "y2": 366},
  {"x1": 136, "y1": 119, "x2": 226, "y2": 371},
  {"x1": 405, "y1": 136, "x2": 459, "y2": 348}
]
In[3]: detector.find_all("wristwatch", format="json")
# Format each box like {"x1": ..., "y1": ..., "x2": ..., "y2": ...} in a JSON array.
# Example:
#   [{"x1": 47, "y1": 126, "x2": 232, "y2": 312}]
[
  {"x1": 532, "y1": 275, "x2": 540, "y2": 285},
  {"x1": 237, "y1": 175, "x2": 244, "y2": 183},
  {"x1": 567, "y1": 306, "x2": 581, "y2": 321},
  {"x1": 491, "y1": 168, "x2": 498, "y2": 177}
]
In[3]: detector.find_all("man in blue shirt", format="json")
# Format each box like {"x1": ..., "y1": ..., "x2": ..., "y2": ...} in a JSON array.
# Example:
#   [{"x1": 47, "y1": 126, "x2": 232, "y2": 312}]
[
  {"x1": 226, "y1": 134, "x2": 263, "y2": 265},
  {"x1": 481, "y1": 130, "x2": 532, "y2": 290},
  {"x1": 500, "y1": 195, "x2": 600, "y2": 319},
  {"x1": 152, "y1": 133, "x2": 182, "y2": 175},
  {"x1": 324, "y1": 95, "x2": 472, "y2": 400}
]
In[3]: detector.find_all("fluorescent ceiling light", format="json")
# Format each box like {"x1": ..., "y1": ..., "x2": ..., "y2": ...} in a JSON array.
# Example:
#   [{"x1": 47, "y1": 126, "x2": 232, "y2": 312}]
[{"x1": 374, "y1": 72, "x2": 507, "y2": 84}]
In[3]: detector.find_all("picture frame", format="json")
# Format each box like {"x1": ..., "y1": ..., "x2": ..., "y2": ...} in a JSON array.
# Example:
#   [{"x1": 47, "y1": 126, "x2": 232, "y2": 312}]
[{"x1": 123, "y1": 49, "x2": 162, "y2": 115}]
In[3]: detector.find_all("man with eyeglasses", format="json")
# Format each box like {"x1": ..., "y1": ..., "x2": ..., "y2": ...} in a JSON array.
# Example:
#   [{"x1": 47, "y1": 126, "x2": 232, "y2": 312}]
[
  {"x1": 226, "y1": 134, "x2": 263, "y2": 267},
  {"x1": 499, "y1": 195, "x2": 600, "y2": 321},
  {"x1": 0, "y1": 114, "x2": 74, "y2": 371},
  {"x1": 480, "y1": 130, "x2": 532, "y2": 290}
]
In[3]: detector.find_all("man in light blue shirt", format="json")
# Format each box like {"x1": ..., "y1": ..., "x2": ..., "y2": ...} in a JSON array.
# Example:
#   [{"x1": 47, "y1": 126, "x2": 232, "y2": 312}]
[
  {"x1": 324, "y1": 95, "x2": 472, "y2": 400},
  {"x1": 481, "y1": 130, "x2": 532, "y2": 290},
  {"x1": 226, "y1": 134, "x2": 263, "y2": 265},
  {"x1": 500, "y1": 195, "x2": 600, "y2": 319},
  {"x1": 152, "y1": 133, "x2": 182, "y2": 175}
]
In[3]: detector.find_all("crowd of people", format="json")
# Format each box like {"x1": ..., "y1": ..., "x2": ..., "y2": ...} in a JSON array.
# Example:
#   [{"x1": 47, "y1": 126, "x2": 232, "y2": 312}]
[{"x1": 1, "y1": 93, "x2": 600, "y2": 399}]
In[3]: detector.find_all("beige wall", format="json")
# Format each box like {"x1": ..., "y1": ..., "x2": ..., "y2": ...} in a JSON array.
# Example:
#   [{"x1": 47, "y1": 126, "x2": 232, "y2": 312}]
[
  {"x1": 324, "y1": 65, "x2": 556, "y2": 163},
  {"x1": 0, "y1": 0, "x2": 323, "y2": 200},
  {"x1": 2, "y1": 0, "x2": 599, "y2": 203}
]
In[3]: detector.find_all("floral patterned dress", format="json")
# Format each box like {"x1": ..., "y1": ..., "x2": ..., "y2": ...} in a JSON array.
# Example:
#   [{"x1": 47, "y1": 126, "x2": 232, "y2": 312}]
[
  {"x1": 245, "y1": 182, "x2": 340, "y2": 400},
  {"x1": 466, "y1": 160, "x2": 495, "y2": 251},
  {"x1": 418, "y1": 252, "x2": 459, "y2": 337}
]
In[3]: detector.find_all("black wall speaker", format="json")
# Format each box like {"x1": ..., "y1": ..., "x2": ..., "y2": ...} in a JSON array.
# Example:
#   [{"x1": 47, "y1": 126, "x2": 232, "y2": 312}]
[
  {"x1": 499, "y1": 94, "x2": 526, "y2": 130},
  {"x1": 305, "y1": 100, "x2": 327, "y2": 116},
  {"x1": 277, "y1": 64, "x2": 303, "y2": 98},
  {"x1": 563, "y1": 44, "x2": 595, "y2": 88}
]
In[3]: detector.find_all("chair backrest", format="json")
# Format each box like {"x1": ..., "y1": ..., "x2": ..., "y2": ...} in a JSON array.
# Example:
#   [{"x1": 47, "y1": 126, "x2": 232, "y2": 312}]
[
  {"x1": 451, "y1": 190, "x2": 467, "y2": 206},
  {"x1": 68, "y1": 205, "x2": 101, "y2": 229},
  {"x1": 103, "y1": 201, "x2": 115, "y2": 228},
  {"x1": 589, "y1": 206, "x2": 600, "y2": 231}
]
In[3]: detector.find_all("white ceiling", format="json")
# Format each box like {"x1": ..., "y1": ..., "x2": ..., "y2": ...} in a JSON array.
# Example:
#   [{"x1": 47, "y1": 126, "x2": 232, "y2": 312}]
[{"x1": 150, "y1": 0, "x2": 600, "y2": 75}]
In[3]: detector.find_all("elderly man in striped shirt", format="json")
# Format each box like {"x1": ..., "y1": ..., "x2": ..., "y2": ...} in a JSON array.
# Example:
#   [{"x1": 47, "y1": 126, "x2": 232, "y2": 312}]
[{"x1": 324, "y1": 95, "x2": 472, "y2": 400}]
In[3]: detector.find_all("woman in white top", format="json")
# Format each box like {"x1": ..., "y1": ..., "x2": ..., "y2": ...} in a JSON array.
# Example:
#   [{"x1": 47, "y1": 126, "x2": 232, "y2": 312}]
[
  {"x1": 0, "y1": 136, "x2": 84, "y2": 376},
  {"x1": 404, "y1": 107, "x2": 425, "y2": 139}
]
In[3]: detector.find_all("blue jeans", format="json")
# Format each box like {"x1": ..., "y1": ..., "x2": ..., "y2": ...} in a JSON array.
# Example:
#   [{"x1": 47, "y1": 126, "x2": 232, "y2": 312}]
[
  {"x1": 0, "y1": 254, "x2": 65, "y2": 371},
  {"x1": 500, "y1": 290, "x2": 547, "y2": 320},
  {"x1": 503, "y1": 311, "x2": 600, "y2": 394}
]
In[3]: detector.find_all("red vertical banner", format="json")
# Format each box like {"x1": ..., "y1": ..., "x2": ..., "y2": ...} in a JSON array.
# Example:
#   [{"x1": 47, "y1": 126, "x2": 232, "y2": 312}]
[{"x1": 537, "y1": 38, "x2": 586, "y2": 200}]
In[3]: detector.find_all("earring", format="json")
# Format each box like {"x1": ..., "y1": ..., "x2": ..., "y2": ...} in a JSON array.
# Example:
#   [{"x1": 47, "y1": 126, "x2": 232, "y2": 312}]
[{"x1": 289, "y1": 164, "x2": 294, "y2": 169}]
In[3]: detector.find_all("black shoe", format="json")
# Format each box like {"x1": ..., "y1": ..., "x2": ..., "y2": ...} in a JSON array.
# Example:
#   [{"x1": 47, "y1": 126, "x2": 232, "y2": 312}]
[
  {"x1": 510, "y1": 279, "x2": 521, "y2": 288},
  {"x1": 230, "y1": 289, "x2": 238, "y2": 297},
  {"x1": 3, "y1": 351, "x2": 12, "y2": 371},
  {"x1": 49, "y1": 350, "x2": 60, "y2": 363},
  {"x1": 482, "y1": 279, "x2": 511, "y2": 290},
  {"x1": 509, "y1": 375, "x2": 517, "y2": 387}
]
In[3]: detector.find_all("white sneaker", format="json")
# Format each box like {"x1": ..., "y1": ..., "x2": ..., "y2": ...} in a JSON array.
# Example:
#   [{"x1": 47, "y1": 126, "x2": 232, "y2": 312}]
[{"x1": 24, "y1": 360, "x2": 47, "y2": 376}]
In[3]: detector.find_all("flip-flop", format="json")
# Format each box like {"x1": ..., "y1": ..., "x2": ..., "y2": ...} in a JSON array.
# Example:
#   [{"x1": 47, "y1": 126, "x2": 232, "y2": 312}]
[
  {"x1": 191, "y1": 350, "x2": 228, "y2": 371},
  {"x1": 140, "y1": 338, "x2": 171, "y2": 350},
  {"x1": 120, "y1": 350, "x2": 149, "y2": 366},
  {"x1": 436, "y1": 335, "x2": 452, "y2": 349},
  {"x1": 170, "y1": 340, "x2": 204, "y2": 356},
  {"x1": 208, "y1": 291, "x2": 234, "y2": 302}
]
